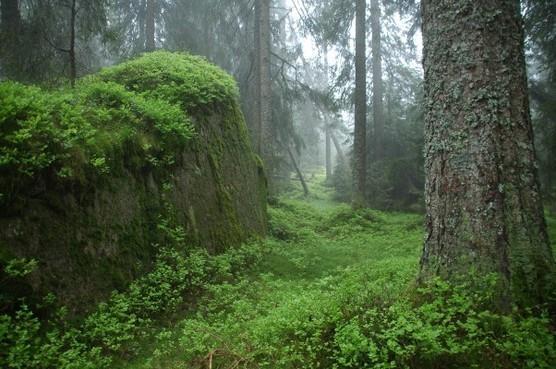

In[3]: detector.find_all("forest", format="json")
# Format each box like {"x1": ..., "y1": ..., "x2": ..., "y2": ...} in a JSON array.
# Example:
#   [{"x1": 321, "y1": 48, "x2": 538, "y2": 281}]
[{"x1": 0, "y1": 0, "x2": 555, "y2": 368}]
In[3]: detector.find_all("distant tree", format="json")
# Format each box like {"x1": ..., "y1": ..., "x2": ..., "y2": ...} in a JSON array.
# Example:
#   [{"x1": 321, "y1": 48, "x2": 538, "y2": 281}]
[
  {"x1": 68, "y1": 0, "x2": 77, "y2": 86},
  {"x1": 370, "y1": 0, "x2": 384, "y2": 161},
  {"x1": 323, "y1": 44, "x2": 333, "y2": 181},
  {"x1": 145, "y1": 0, "x2": 156, "y2": 51},
  {"x1": 352, "y1": 0, "x2": 367, "y2": 208},
  {"x1": 0, "y1": 0, "x2": 22, "y2": 76},
  {"x1": 255, "y1": 0, "x2": 272, "y2": 164},
  {"x1": 419, "y1": 0, "x2": 555, "y2": 308},
  {"x1": 0, "y1": 0, "x2": 109, "y2": 84},
  {"x1": 55, "y1": 0, "x2": 108, "y2": 86},
  {"x1": 109, "y1": 0, "x2": 165, "y2": 57},
  {"x1": 524, "y1": 0, "x2": 556, "y2": 205}
]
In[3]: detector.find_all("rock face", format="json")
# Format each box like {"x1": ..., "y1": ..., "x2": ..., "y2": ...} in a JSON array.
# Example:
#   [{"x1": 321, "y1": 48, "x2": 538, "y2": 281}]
[{"x1": 0, "y1": 52, "x2": 266, "y2": 312}]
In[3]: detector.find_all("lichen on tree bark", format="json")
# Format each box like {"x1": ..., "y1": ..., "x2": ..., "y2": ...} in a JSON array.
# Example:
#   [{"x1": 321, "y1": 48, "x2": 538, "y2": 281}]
[{"x1": 420, "y1": 0, "x2": 555, "y2": 308}]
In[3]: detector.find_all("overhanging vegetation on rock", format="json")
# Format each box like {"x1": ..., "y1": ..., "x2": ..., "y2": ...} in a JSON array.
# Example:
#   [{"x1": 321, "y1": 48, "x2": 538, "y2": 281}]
[{"x1": 0, "y1": 51, "x2": 267, "y2": 312}]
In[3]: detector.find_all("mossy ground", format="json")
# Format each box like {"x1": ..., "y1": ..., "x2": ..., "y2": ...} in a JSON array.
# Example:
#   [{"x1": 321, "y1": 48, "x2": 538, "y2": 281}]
[
  {"x1": 1, "y1": 171, "x2": 554, "y2": 368},
  {"x1": 113, "y1": 174, "x2": 555, "y2": 369},
  {"x1": 114, "y1": 173, "x2": 421, "y2": 368}
]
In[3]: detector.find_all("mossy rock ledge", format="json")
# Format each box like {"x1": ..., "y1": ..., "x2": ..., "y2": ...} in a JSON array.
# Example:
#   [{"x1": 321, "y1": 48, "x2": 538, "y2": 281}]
[{"x1": 0, "y1": 52, "x2": 267, "y2": 313}]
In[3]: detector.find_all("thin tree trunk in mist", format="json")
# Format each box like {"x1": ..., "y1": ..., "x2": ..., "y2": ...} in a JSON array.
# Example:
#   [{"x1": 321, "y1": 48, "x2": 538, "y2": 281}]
[
  {"x1": 287, "y1": 146, "x2": 309, "y2": 197},
  {"x1": 256, "y1": 0, "x2": 272, "y2": 164},
  {"x1": 253, "y1": 0, "x2": 261, "y2": 155},
  {"x1": 69, "y1": 0, "x2": 77, "y2": 87},
  {"x1": 326, "y1": 126, "x2": 332, "y2": 180},
  {"x1": 324, "y1": 44, "x2": 332, "y2": 181},
  {"x1": 331, "y1": 131, "x2": 346, "y2": 165},
  {"x1": 145, "y1": 0, "x2": 156, "y2": 51},
  {"x1": 0, "y1": 0, "x2": 22, "y2": 77},
  {"x1": 1, "y1": 0, "x2": 21, "y2": 33},
  {"x1": 371, "y1": 0, "x2": 384, "y2": 160},
  {"x1": 420, "y1": 0, "x2": 554, "y2": 309},
  {"x1": 353, "y1": 0, "x2": 367, "y2": 208}
]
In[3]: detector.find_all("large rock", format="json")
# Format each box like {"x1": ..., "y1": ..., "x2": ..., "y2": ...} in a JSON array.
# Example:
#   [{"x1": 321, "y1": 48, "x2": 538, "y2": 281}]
[{"x1": 0, "y1": 52, "x2": 266, "y2": 312}]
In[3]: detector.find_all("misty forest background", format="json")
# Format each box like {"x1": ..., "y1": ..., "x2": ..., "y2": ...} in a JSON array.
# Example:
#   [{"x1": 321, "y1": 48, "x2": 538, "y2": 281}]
[
  {"x1": 1, "y1": 0, "x2": 556, "y2": 368},
  {"x1": 2, "y1": 1, "x2": 555, "y2": 208}
]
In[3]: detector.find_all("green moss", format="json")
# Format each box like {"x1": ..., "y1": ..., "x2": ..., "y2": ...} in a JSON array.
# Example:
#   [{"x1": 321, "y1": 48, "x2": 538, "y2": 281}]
[
  {"x1": 0, "y1": 80, "x2": 194, "y2": 204},
  {"x1": 96, "y1": 51, "x2": 239, "y2": 112},
  {"x1": 0, "y1": 52, "x2": 242, "y2": 203},
  {"x1": 0, "y1": 51, "x2": 267, "y2": 315}
]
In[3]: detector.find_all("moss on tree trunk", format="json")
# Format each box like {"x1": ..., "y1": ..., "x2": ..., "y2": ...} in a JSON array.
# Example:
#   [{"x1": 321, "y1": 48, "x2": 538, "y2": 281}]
[{"x1": 420, "y1": 0, "x2": 555, "y2": 308}]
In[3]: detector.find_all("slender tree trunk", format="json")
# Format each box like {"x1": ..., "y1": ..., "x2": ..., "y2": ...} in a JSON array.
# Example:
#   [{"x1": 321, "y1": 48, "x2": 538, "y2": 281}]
[
  {"x1": 145, "y1": 0, "x2": 156, "y2": 51},
  {"x1": 0, "y1": 0, "x2": 22, "y2": 78},
  {"x1": 352, "y1": 0, "x2": 367, "y2": 208},
  {"x1": 256, "y1": 0, "x2": 272, "y2": 165},
  {"x1": 420, "y1": 0, "x2": 554, "y2": 308},
  {"x1": 253, "y1": 1, "x2": 261, "y2": 155},
  {"x1": 370, "y1": 0, "x2": 384, "y2": 160},
  {"x1": 326, "y1": 126, "x2": 332, "y2": 180},
  {"x1": 137, "y1": 0, "x2": 147, "y2": 51},
  {"x1": 287, "y1": 146, "x2": 309, "y2": 197},
  {"x1": 324, "y1": 44, "x2": 332, "y2": 181},
  {"x1": 331, "y1": 131, "x2": 346, "y2": 165},
  {"x1": 69, "y1": 0, "x2": 77, "y2": 87},
  {"x1": 0, "y1": 0, "x2": 21, "y2": 33}
]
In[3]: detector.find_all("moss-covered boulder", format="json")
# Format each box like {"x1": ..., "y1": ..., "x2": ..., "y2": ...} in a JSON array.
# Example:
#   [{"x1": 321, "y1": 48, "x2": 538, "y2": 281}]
[{"x1": 0, "y1": 52, "x2": 267, "y2": 312}]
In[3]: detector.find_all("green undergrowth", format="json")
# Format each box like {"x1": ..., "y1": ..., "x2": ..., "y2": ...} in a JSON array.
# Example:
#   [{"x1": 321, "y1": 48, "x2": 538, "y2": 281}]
[
  {"x1": 117, "y1": 196, "x2": 554, "y2": 368},
  {"x1": 2, "y1": 180, "x2": 555, "y2": 368},
  {"x1": 0, "y1": 217, "x2": 266, "y2": 369},
  {"x1": 0, "y1": 51, "x2": 236, "y2": 205}
]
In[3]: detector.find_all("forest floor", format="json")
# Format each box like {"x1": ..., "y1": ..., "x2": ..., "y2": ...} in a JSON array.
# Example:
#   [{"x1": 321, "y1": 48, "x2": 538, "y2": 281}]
[
  {"x1": 117, "y1": 174, "x2": 556, "y2": 369},
  {"x1": 119, "y1": 174, "x2": 425, "y2": 368}
]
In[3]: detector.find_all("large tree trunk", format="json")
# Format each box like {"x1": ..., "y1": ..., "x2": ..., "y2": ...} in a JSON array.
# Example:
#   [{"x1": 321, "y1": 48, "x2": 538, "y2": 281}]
[
  {"x1": 420, "y1": 0, "x2": 554, "y2": 308},
  {"x1": 352, "y1": 0, "x2": 367, "y2": 208},
  {"x1": 145, "y1": 0, "x2": 156, "y2": 51},
  {"x1": 370, "y1": 0, "x2": 384, "y2": 161},
  {"x1": 256, "y1": 0, "x2": 272, "y2": 166}
]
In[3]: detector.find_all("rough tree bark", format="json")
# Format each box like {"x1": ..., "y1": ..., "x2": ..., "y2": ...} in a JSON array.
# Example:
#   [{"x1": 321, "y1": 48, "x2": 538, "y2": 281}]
[
  {"x1": 352, "y1": 0, "x2": 367, "y2": 208},
  {"x1": 420, "y1": 0, "x2": 555, "y2": 308},
  {"x1": 145, "y1": 0, "x2": 156, "y2": 51},
  {"x1": 370, "y1": 0, "x2": 384, "y2": 161}
]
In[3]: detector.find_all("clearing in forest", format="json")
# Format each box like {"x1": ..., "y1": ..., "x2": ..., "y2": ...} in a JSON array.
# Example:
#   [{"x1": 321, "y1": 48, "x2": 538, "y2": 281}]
[
  {"x1": 120, "y1": 177, "x2": 556, "y2": 369},
  {"x1": 121, "y1": 177, "x2": 424, "y2": 368}
]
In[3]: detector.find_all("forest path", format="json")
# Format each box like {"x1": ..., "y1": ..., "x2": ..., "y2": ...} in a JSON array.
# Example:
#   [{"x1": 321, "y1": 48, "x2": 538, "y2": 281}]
[{"x1": 121, "y1": 177, "x2": 424, "y2": 369}]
